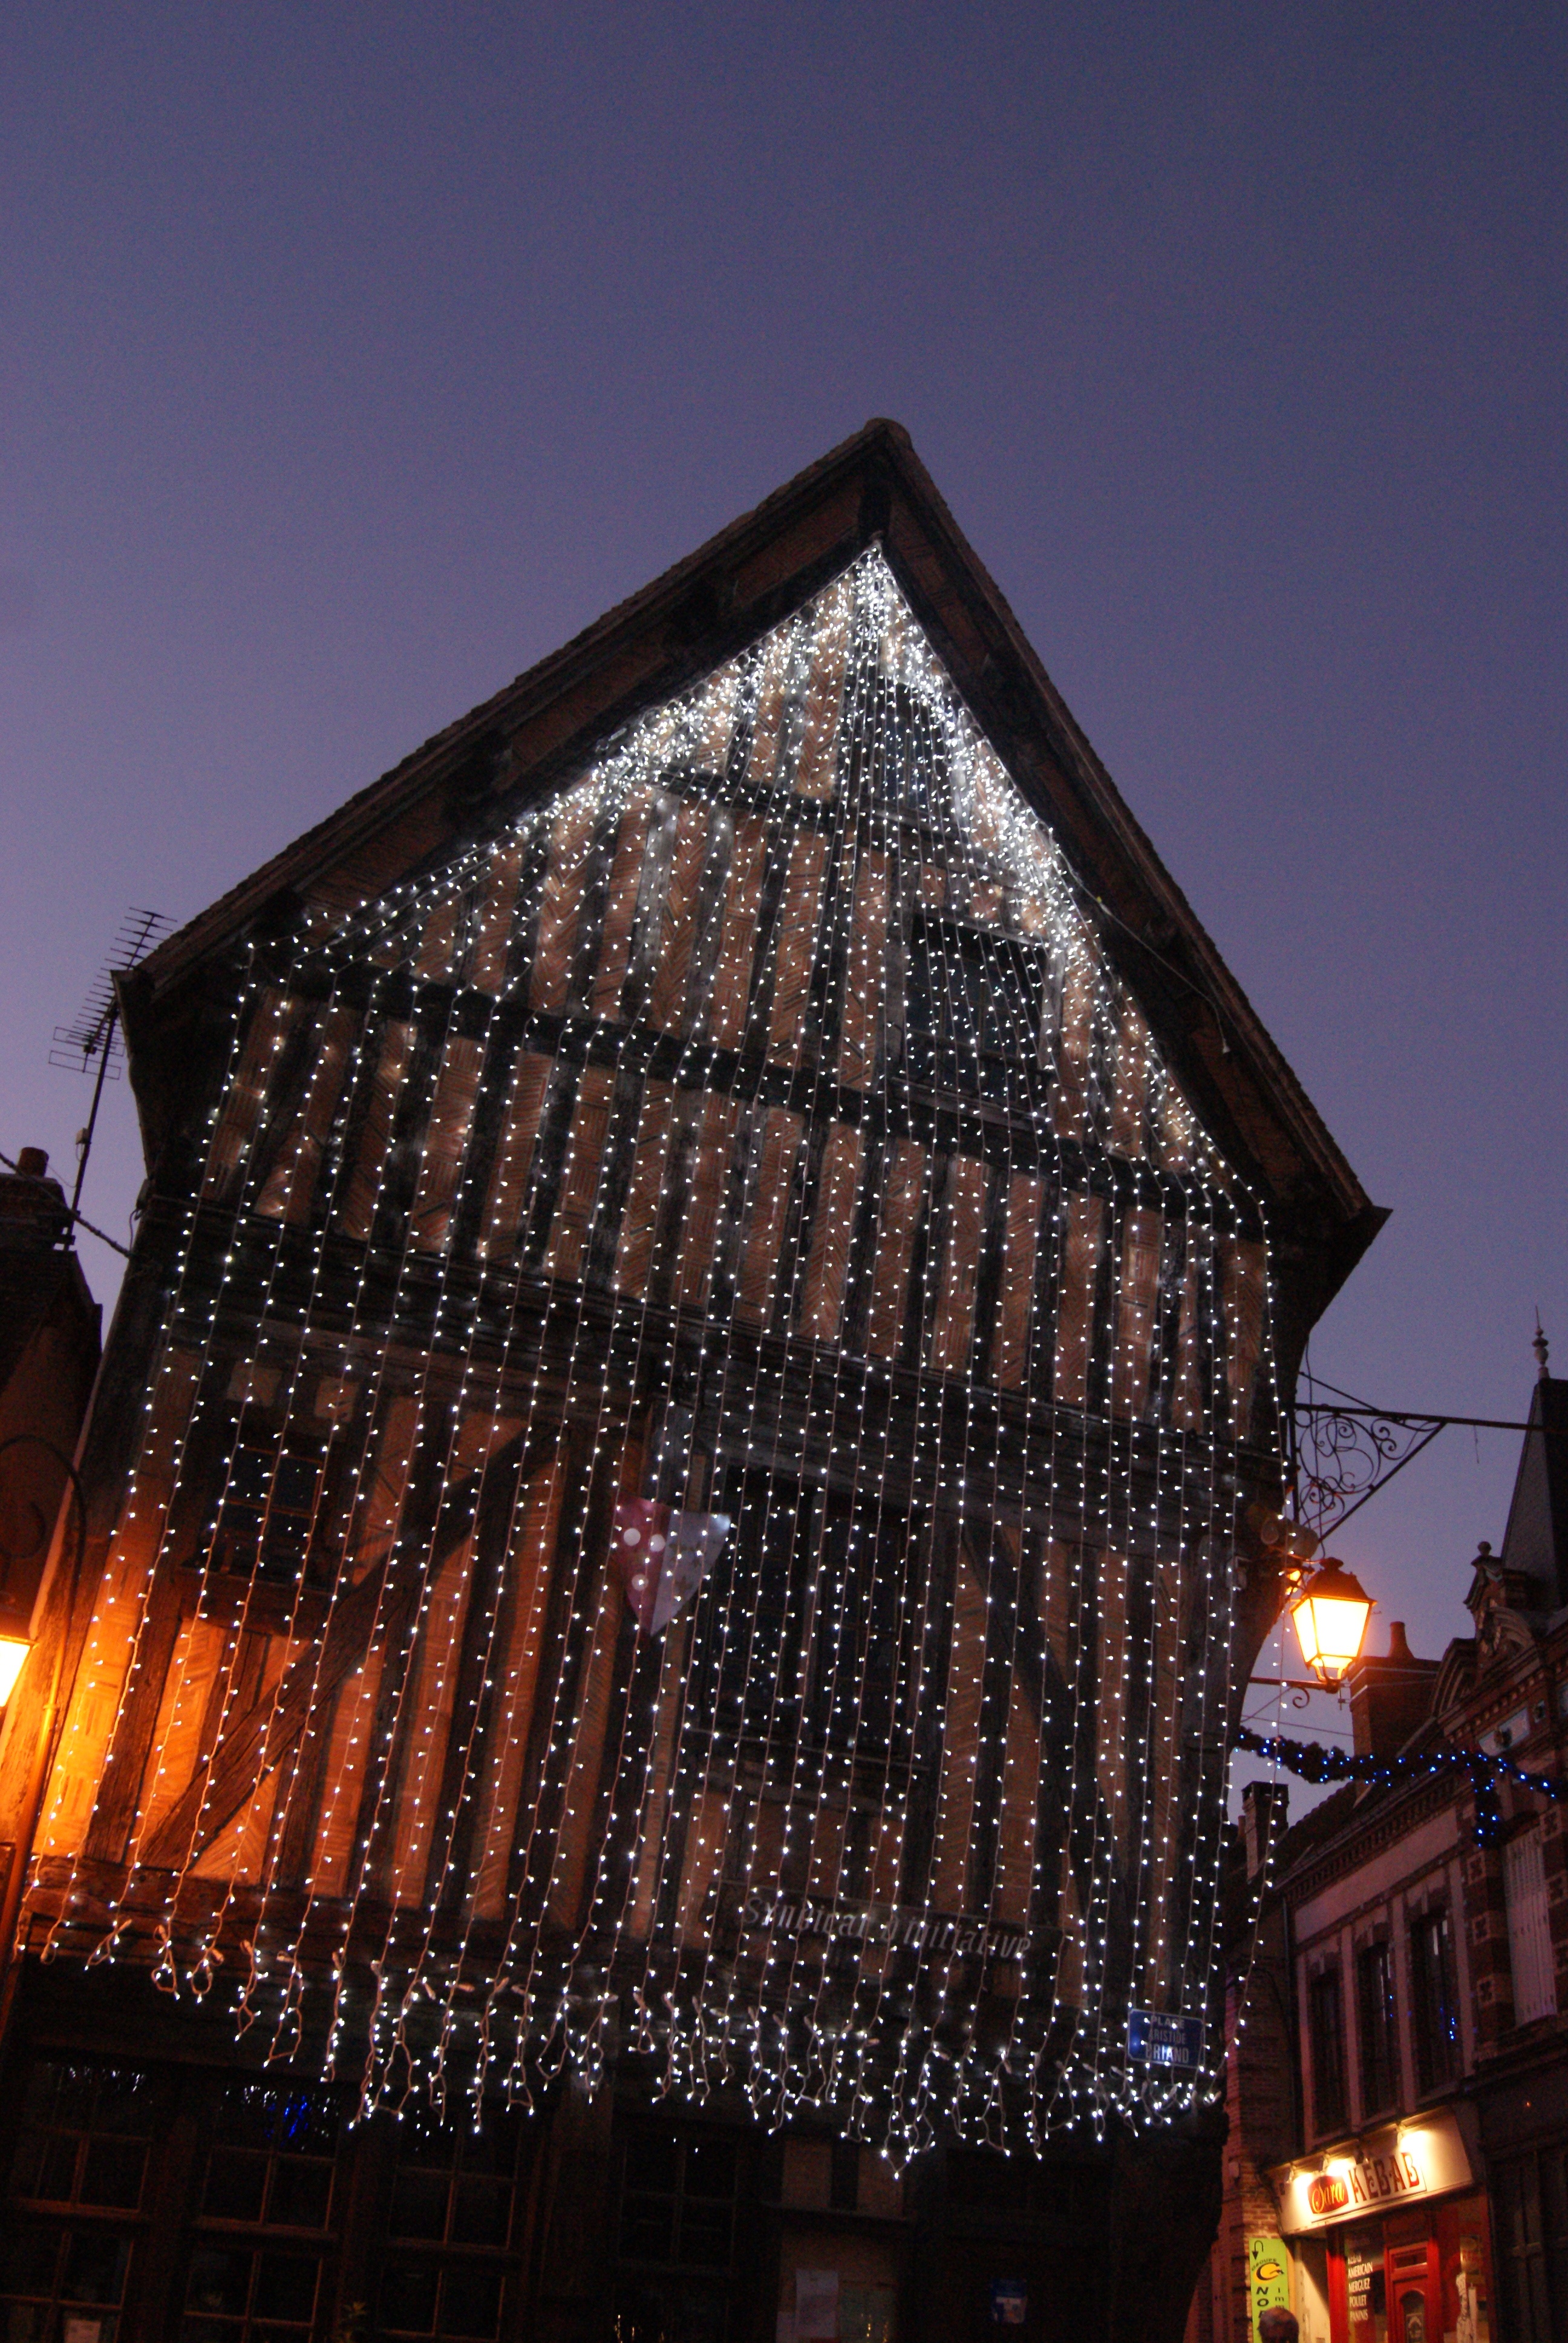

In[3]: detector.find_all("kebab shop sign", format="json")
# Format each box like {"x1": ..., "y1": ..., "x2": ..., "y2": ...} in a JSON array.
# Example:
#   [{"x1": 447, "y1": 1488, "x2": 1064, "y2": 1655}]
[{"x1": 1276, "y1": 2113, "x2": 1472, "y2": 2234}]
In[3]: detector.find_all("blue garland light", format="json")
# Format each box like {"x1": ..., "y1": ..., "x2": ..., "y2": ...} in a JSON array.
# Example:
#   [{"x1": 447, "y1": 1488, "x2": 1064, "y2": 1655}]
[{"x1": 1233, "y1": 1726, "x2": 1564, "y2": 1847}]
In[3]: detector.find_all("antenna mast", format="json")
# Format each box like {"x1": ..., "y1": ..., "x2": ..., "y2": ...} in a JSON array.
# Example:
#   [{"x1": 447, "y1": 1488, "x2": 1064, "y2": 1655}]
[{"x1": 50, "y1": 908, "x2": 172, "y2": 1231}]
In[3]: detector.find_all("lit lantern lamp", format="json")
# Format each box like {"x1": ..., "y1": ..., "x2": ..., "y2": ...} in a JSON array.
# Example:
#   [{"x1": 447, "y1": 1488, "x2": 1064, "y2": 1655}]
[
  {"x1": 0, "y1": 1635, "x2": 29, "y2": 1708},
  {"x1": 1289, "y1": 1560, "x2": 1373, "y2": 1692}
]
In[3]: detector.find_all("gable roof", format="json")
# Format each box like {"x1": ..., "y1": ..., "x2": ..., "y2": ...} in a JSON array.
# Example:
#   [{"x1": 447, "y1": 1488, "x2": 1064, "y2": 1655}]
[
  {"x1": 120, "y1": 419, "x2": 1382, "y2": 1346},
  {"x1": 1498, "y1": 1373, "x2": 1568, "y2": 1608}
]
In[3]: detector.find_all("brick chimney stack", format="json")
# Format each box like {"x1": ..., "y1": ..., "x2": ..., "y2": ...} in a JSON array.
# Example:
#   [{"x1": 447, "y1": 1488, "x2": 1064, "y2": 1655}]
[
  {"x1": 1347, "y1": 1619, "x2": 1439, "y2": 1758},
  {"x1": 1241, "y1": 1779, "x2": 1289, "y2": 1881}
]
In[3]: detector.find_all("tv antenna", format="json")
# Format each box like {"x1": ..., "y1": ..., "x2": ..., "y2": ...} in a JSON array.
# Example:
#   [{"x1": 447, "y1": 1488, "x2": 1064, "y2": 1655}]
[{"x1": 50, "y1": 907, "x2": 172, "y2": 1231}]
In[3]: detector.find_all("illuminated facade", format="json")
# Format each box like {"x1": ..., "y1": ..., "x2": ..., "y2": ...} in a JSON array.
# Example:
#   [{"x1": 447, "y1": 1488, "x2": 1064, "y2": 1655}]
[{"x1": 0, "y1": 424, "x2": 1379, "y2": 2341}]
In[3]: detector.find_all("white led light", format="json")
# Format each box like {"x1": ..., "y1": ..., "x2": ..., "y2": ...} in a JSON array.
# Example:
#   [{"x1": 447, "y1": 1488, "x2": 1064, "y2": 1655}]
[{"x1": 40, "y1": 550, "x2": 1279, "y2": 2154}]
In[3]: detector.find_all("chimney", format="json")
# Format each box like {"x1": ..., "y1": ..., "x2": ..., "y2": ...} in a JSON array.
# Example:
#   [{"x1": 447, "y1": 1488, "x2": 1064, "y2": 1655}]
[
  {"x1": 0, "y1": 1145, "x2": 71, "y2": 1250},
  {"x1": 1347, "y1": 1619, "x2": 1439, "y2": 1758},
  {"x1": 1241, "y1": 1779, "x2": 1289, "y2": 1881}
]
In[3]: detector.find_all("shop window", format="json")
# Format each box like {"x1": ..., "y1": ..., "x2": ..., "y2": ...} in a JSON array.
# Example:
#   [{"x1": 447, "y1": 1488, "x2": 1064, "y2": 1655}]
[
  {"x1": 1408, "y1": 1908, "x2": 1459, "y2": 2091},
  {"x1": 8, "y1": 2059, "x2": 158, "y2": 2212},
  {"x1": 182, "y1": 2245, "x2": 321, "y2": 2339},
  {"x1": 1504, "y1": 1824, "x2": 1556, "y2": 2025},
  {"x1": 0, "y1": 2222, "x2": 134, "y2": 2341},
  {"x1": 200, "y1": 2080, "x2": 339, "y2": 2229},
  {"x1": 613, "y1": 2121, "x2": 743, "y2": 2343},
  {"x1": 2, "y1": 2059, "x2": 158, "y2": 2342},
  {"x1": 1355, "y1": 1939, "x2": 1399, "y2": 2117},
  {"x1": 180, "y1": 2082, "x2": 341, "y2": 2340},
  {"x1": 1342, "y1": 2228, "x2": 1385, "y2": 2342},
  {"x1": 377, "y1": 2111, "x2": 525, "y2": 2341},
  {"x1": 1308, "y1": 1968, "x2": 1347, "y2": 2137}
]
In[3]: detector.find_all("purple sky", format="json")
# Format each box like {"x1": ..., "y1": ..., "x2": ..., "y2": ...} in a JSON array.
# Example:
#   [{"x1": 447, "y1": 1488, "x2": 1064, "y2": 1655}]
[{"x1": 3, "y1": 7, "x2": 1564, "y2": 1762}]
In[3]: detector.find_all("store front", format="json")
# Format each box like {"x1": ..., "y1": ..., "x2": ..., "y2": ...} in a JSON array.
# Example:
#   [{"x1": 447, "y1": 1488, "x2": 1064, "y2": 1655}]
[{"x1": 1272, "y1": 2113, "x2": 1492, "y2": 2343}]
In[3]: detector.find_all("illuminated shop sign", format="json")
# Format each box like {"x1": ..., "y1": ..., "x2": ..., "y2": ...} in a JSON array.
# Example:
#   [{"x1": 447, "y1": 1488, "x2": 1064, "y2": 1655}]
[{"x1": 1274, "y1": 2111, "x2": 1472, "y2": 2233}]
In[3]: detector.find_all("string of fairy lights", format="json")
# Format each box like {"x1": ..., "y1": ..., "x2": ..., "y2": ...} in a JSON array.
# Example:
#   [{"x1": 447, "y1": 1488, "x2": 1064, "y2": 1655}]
[{"x1": 36, "y1": 549, "x2": 1279, "y2": 2155}]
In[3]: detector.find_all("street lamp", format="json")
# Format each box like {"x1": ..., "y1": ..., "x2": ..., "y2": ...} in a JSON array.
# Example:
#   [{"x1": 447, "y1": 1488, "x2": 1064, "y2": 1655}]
[
  {"x1": 0, "y1": 1635, "x2": 30, "y2": 1706},
  {"x1": 0, "y1": 1435, "x2": 88, "y2": 1713},
  {"x1": 0, "y1": 1434, "x2": 89, "y2": 2043},
  {"x1": 1289, "y1": 1559, "x2": 1374, "y2": 1692}
]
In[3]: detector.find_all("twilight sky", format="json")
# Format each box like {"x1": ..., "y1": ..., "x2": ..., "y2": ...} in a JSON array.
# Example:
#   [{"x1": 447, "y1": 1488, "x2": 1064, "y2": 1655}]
[{"x1": 3, "y1": 6, "x2": 1564, "y2": 1760}]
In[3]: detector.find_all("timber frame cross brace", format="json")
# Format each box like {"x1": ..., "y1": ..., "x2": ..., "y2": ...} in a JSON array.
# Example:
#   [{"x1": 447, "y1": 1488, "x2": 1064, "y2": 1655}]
[{"x1": 137, "y1": 1421, "x2": 558, "y2": 1872}]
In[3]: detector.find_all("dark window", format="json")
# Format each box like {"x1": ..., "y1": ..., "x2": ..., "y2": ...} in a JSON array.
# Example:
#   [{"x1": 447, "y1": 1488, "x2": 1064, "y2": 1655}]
[
  {"x1": 1356, "y1": 1940, "x2": 1399, "y2": 2116},
  {"x1": 200, "y1": 2080, "x2": 339, "y2": 2230},
  {"x1": 613, "y1": 2122, "x2": 745, "y2": 2343},
  {"x1": 1410, "y1": 1907, "x2": 1460, "y2": 2092},
  {"x1": 906, "y1": 916, "x2": 1046, "y2": 1107},
  {"x1": 830, "y1": 2138, "x2": 860, "y2": 2212},
  {"x1": 1, "y1": 2220, "x2": 134, "y2": 2338},
  {"x1": 212, "y1": 1426, "x2": 332, "y2": 1585},
  {"x1": 183, "y1": 2243, "x2": 320, "y2": 2338},
  {"x1": 1308, "y1": 1969, "x2": 1347, "y2": 2136},
  {"x1": 8, "y1": 2058, "x2": 158, "y2": 2211},
  {"x1": 181, "y1": 2082, "x2": 341, "y2": 2340},
  {"x1": 1493, "y1": 2144, "x2": 1568, "y2": 2343},
  {"x1": 2, "y1": 2060, "x2": 158, "y2": 2339},
  {"x1": 378, "y1": 2111, "x2": 524, "y2": 2340}
]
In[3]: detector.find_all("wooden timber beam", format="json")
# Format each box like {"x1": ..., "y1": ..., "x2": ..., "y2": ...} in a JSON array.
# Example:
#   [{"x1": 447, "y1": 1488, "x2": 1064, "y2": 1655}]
[{"x1": 138, "y1": 1423, "x2": 549, "y2": 1870}]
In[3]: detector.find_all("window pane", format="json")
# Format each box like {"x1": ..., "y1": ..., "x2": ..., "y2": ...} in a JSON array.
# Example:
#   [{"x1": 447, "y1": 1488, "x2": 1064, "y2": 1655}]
[
  {"x1": 79, "y1": 2138, "x2": 147, "y2": 2210},
  {"x1": 449, "y1": 2178, "x2": 509, "y2": 2247},
  {"x1": 621, "y1": 2197, "x2": 676, "y2": 2262},
  {"x1": 13, "y1": 2135, "x2": 79, "y2": 2203},
  {"x1": 684, "y1": 2140, "x2": 737, "y2": 2201},
  {"x1": 266, "y1": 2159, "x2": 332, "y2": 2232},
  {"x1": 679, "y1": 2201, "x2": 733, "y2": 2266},
  {"x1": 1356, "y1": 1942, "x2": 1397, "y2": 2116},
  {"x1": 92, "y1": 2071, "x2": 156, "y2": 2137},
  {"x1": 614, "y1": 2276, "x2": 730, "y2": 2343},
  {"x1": 623, "y1": 2132, "x2": 673, "y2": 2192},
  {"x1": 186, "y1": 2243, "x2": 253, "y2": 2318},
  {"x1": 272, "y1": 2094, "x2": 338, "y2": 2158},
  {"x1": 252, "y1": 2253, "x2": 318, "y2": 2322},
  {"x1": 1, "y1": 2223, "x2": 63, "y2": 2293},
  {"x1": 1411, "y1": 1910, "x2": 1459, "y2": 2089},
  {"x1": 0, "y1": 2305, "x2": 53, "y2": 2343},
  {"x1": 1309, "y1": 1971, "x2": 1346, "y2": 2134},
  {"x1": 390, "y1": 2171, "x2": 449, "y2": 2241},
  {"x1": 203, "y1": 2151, "x2": 269, "y2": 2224},
  {"x1": 440, "y1": 2263, "x2": 503, "y2": 2339},
  {"x1": 212, "y1": 2089, "x2": 278, "y2": 2151},
  {"x1": 1505, "y1": 1827, "x2": 1556, "y2": 2025},
  {"x1": 62, "y1": 2231, "x2": 132, "y2": 2305},
  {"x1": 380, "y1": 2261, "x2": 440, "y2": 2335}
]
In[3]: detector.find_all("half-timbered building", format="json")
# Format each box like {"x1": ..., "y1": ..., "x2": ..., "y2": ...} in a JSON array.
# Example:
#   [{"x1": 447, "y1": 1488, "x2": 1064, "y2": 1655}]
[{"x1": 0, "y1": 423, "x2": 1381, "y2": 2342}]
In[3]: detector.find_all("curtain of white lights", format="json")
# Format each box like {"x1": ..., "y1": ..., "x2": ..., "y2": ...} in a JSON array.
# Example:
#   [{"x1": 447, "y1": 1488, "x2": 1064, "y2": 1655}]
[{"x1": 39, "y1": 551, "x2": 1276, "y2": 2156}]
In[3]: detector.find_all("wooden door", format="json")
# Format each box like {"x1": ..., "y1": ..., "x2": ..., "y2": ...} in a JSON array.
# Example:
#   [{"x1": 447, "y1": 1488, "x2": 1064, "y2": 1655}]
[{"x1": 1386, "y1": 2239, "x2": 1439, "y2": 2343}]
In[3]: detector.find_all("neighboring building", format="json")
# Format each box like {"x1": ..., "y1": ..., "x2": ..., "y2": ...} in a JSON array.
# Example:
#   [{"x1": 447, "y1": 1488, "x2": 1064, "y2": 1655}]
[
  {"x1": 0, "y1": 424, "x2": 1380, "y2": 2342},
  {"x1": 1195, "y1": 1363, "x2": 1568, "y2": 2343},
  {"x1": 0, "y1": 1145, "x2": 101, "y2": 1660}
]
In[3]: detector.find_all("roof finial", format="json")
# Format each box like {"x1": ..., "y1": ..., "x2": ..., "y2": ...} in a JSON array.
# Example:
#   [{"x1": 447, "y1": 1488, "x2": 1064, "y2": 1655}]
[{"x1": 1534, "y1": 1313, "x2": 1550, "y2": 1382}]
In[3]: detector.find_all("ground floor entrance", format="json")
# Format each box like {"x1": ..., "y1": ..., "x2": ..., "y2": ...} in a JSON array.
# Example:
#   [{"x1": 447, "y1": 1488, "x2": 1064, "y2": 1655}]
[
  {"x1": 1280, "y1": 2193, "x2": 1492, "y2": 2343},
  {"x1": 0, "y1": 1965, "x2": 1220, "y2": 2342}
]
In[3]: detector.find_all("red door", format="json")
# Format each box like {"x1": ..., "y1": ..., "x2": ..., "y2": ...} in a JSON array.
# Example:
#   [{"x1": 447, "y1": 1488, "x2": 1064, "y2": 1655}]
[{"x1": 1387, "y1": 2240, "x2": 1440, "y2": 2343}]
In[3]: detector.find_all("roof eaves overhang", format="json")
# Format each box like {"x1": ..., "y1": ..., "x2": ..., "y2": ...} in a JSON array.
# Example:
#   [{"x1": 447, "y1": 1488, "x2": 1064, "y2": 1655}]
[{"x1": 122, "y1": 419, "x2": 1383, "y2": 1338}]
